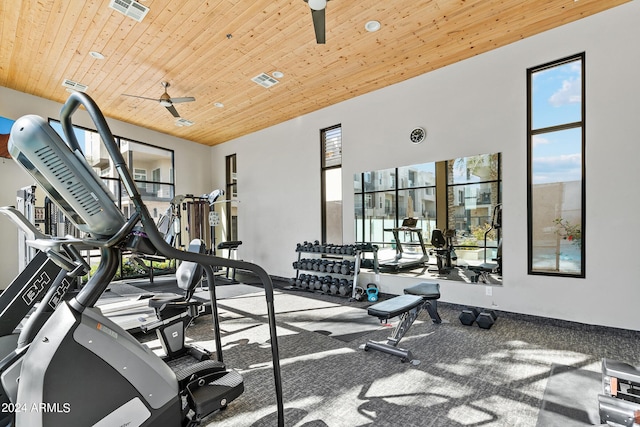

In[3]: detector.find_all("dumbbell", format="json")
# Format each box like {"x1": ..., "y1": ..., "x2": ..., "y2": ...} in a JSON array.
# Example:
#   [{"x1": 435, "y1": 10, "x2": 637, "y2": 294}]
[
  {"x1": 297, "y1": 274, "x2": 307, "y2": 289},
  {"x1": 321, "y1": 276, "x2": 331, "y2": 294},
  {"x1": 329, "y1": 278, "x2": 340, "y2": 295},
  {"x1": 459, "y1": 307, "x2": 480, "y2": 326},
  {"x1": 337, "y1": 279, "x2": 350, "y2": 296},
  {"x1": 476, "y1": 310, "x2": 498, "y2": 329},
  {"x1": 340, "y1": 260, "x2": 351, "y2": 275}
]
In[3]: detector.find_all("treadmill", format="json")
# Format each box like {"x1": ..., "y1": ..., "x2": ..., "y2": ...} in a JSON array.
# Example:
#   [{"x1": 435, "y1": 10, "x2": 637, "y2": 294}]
[{"x1": 379, "y1": 217, "x2": 429, "y2": 272}]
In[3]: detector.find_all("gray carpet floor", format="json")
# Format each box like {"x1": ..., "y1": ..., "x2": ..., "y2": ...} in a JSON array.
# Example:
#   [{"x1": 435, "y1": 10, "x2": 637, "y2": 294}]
[{"x1": 132, "y1": 279, "x2": 639, "y2": 427}]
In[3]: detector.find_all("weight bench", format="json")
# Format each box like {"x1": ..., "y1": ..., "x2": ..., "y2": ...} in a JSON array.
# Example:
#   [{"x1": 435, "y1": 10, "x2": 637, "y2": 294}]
[
  {"x1": 467, "y1": 263, "x2": 498, "y2": 283},
  {"x1": 361, "y1": 281, "x2": 441, "y2": 364},
  {"x1": 217, "y1": 240, "x2": 242, "y2": 281}
]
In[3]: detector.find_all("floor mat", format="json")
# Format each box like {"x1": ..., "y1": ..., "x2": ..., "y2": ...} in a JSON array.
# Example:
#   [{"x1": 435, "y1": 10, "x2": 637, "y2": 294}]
[
  {"x1": 536, "y1": 364, "x2": 603, "y2": 427},
  {"x1": 204, "y1": 285, "x2": 385, "y2": 342}
]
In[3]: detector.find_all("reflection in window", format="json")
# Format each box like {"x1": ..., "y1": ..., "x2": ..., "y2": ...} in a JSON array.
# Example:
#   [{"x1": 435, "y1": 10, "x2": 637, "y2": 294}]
[
  {"x1": 48, "y1": 119, "x2": 176, "y2": 280},
  {"x1": 355, "y1": 155, "x2": 501, "y2": 257},
  {"x1": 121, "y1": 139, "x2": 174, "y2": 220},
  {"x1": 527, "y1": 53, "x2": 585, "y2": 277},
  {"x1": 447, "y1": 153, "x2": 501, "y2": 256},
  {"x1": 355, "y1": 162, "x2": 436, "y2": 248}
]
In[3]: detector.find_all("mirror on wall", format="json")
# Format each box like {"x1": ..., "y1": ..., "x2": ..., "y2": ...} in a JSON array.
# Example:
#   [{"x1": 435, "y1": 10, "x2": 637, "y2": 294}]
[{"x1": 354, "y1": 152, "x2": 502, "y2": 285}]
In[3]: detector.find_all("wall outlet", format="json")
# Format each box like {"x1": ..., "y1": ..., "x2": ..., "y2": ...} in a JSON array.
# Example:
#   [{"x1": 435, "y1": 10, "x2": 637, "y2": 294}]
[{"x1": 485, "y1": 286, "x2": 492, "y2": 296}]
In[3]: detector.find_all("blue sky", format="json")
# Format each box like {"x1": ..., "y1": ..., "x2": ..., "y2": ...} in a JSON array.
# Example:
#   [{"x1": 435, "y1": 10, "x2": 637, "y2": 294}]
[
  {"x1": 0, "y1": 117, "x2": 14, "y2": 134},
  {"x1": 531, "y1": 60, "x2": 582, "y2": 184},
  {"x1": 49, "y1": 120, "x2": 87, "y2": 151}
]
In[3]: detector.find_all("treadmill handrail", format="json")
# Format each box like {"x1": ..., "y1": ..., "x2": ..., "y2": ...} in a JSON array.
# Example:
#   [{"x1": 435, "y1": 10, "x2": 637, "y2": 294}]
[{"x1": 59, "y1": 92, "x2": 285, "y2": 426}]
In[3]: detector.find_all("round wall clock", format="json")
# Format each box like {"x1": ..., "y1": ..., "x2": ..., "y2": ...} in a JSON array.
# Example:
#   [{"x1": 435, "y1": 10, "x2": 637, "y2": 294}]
[{"x1": 410, "y1": 127, "x2": 426, "y2": 144}]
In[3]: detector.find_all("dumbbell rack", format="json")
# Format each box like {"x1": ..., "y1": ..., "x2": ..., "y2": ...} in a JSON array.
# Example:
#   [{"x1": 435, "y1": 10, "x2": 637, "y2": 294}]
[{"x1": 290, "y1": 242, "x2": 374, "y2": 299}]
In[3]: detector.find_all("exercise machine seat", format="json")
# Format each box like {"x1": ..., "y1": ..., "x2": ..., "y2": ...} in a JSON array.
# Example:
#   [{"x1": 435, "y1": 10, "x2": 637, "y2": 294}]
[
  {"x1": 149, "y1": 239, "x2": 206, "y2": 312},
  {"x1": 431, "y1": 229, "x2": 446, "y2": 248}
]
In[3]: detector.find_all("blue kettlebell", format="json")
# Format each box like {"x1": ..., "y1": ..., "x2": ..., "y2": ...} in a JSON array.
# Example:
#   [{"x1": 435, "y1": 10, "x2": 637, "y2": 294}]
[{"x1": 366, "y1": 283, "x2": 379, "y2": 302}]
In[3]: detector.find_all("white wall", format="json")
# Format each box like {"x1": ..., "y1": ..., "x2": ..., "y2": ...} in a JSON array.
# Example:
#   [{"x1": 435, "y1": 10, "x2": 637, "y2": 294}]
[
  {"x1": 0, "y1": 87, "x2": 213, "y2": 282},
  {"x1": 2, "y1": 3, "x2": 638, "y2": 329},
  {"x1": 210, "y1": 1, "x2": 640, "y2": 330}
]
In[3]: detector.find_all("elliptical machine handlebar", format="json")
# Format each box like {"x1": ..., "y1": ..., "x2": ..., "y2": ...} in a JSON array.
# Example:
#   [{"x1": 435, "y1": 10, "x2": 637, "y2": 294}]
[{"x1": 59, "y1": 92, "x2": 285, "y2": 426}]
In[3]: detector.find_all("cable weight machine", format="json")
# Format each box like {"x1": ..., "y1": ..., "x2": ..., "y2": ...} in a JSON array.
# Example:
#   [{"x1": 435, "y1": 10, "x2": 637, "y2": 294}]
[{"x1": 181, "y1": 189, "x2": 225, "y2": 256}]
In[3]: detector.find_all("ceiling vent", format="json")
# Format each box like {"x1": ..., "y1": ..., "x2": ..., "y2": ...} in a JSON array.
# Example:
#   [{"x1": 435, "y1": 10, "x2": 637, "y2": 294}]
[
  {"x1": 251, "y1": 73, "x2": 279, "y2": 88},
  {"x1": 175, "y1": 118, "x2": 194, "y2": 127},
  {"x1": 109, "y1": 0, "x2": 149, "y2": 22},
  {"x1": 62, "y1": 79, "x2": 88, "y2": 93}
]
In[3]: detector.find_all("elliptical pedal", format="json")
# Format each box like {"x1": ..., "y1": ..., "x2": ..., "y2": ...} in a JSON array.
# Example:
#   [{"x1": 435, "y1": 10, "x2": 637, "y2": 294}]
[
  {"x1": 185, "y1": 370, "x2": 244, "y2": 423},
  {"x1": 174, "y1": 360, "x2": 244, "y2": 424}
]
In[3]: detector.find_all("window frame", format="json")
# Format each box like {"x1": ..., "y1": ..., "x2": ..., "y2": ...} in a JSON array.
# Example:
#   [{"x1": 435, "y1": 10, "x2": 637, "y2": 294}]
[
  {"x1": 321, "y1": 124, "x2": 343, "y2": 245},
  {"x1": 526, "y1": 52, "x2": 586, "y2": 278}
]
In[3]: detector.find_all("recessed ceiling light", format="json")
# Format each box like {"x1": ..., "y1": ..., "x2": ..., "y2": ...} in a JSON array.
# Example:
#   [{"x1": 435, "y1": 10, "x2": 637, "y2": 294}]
[
  {"x1": 214, "y1": 102, "x2": 224, "y2": 108},
  {"x1": 365, "y1": 20, "x2": 381, "y2": 32},
  {"x1": 89, "y1": 51, "x2": 105, "y2": 59},
  {"x1": 272, "y1": 71, "x2": 284, "y2": 79}
]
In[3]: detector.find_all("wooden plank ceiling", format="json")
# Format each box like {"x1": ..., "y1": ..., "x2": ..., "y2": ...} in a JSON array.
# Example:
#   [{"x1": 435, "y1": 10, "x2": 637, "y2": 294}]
[{"x1": 0, "y1": 0, "x2": 630, "y2": 147}]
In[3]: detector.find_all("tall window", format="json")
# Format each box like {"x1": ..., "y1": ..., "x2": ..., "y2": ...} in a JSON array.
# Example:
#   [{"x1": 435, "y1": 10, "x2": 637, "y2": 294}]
[
  {"x1": 527, "y1": 53, "x2": 585, "y2": 277},
  {"x1": 225, "y1": 154, "x2": 238, "y2": 241},
  {"x1": 321, "y1": 125, "x2": 342, "y2": 244}
]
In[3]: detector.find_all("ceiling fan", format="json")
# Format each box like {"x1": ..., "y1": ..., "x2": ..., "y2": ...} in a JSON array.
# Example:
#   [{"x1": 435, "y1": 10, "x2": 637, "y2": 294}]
[
  {"x1": 122, "y1": 81, "x2": 195, "y2": 118},
  {"x1": 304, "y1": 0, "x2": 329, "y2": 44}
]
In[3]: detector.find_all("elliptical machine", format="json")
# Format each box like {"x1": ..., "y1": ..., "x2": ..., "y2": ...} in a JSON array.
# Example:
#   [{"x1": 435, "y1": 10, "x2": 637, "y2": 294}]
[{"x1": 7, "y1": 92, "x2": 284, "y2": 427}]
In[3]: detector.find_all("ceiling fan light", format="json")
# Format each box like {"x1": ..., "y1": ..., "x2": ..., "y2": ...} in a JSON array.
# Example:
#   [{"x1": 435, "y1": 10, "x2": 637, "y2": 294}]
[
  {"x1": 308, "y1": 0, "x2": 326, "y2": 11},
  {"x1": 160, "y1": 100, "x2": 172, "y2": 107}
]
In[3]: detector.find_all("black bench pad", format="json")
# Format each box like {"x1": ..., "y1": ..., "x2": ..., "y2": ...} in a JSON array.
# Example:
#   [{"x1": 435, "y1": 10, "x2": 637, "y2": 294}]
[
  {"x1": 467, "y1": 263, "x2": 497, "y2": 272},
  {"x1": 404, "y1": 281, "x2": 440, "y2": 299},
  {"x1": 217, "y1": 240, "x2": 242, "y2": 250},
  {"x1": 368, "y1": 294, "x2": 424, "y2": 319}
]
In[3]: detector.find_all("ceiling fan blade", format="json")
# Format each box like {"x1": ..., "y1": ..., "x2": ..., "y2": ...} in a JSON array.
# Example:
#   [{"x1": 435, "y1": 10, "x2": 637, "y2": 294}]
[
  {"x1": 169, "y1": 96, "x2": 195, "y2": 104},
  {"x1": 311, "y1": 8, "x2": 325, "y2": 44},
  {"x1": 122, "y1": 94, "x2": 161, "y2": 102},
  {"x1": 165, "y1": 104, "x2": 181, "y2": 118}
]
